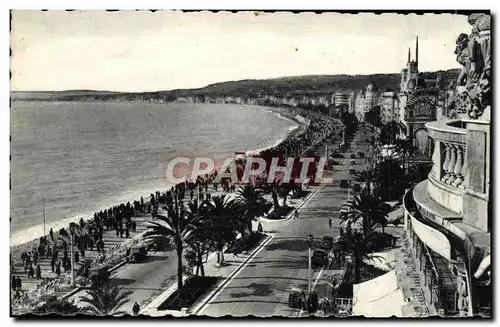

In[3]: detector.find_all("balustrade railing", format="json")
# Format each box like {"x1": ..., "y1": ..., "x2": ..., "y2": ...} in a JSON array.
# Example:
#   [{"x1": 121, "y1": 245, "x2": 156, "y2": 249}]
[{"x1": 426, "y1": 120, "x2": 467, "y2": 190}]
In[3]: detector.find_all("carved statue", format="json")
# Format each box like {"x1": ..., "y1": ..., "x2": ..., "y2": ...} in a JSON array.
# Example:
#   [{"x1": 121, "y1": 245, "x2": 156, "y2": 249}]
[{"x1": 448, "y1": 14, "x2": 491, "y2": 119}]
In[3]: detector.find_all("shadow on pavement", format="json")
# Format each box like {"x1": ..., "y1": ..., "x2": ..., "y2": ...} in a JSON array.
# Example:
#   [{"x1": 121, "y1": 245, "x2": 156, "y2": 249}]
[
  {"x1": 266, "y1": 239, "x2": 310, "y2": 252},
  {"x1": 209, "y1": 299, "x2": 289, "y2": 306},
  {"x1": 229, "y1": 282, "x2": 274, "y2": 298}
]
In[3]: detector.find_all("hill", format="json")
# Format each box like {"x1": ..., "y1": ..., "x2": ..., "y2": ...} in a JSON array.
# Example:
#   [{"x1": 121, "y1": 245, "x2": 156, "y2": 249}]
[{"x1": 11, "y1": 69, "x2": 460, "y2": 102}]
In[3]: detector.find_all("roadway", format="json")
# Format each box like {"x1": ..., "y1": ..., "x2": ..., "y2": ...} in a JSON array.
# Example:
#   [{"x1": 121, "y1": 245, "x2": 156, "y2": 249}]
[{"x1": 197, "y1": 138, "x2": 367, "y2": 317}]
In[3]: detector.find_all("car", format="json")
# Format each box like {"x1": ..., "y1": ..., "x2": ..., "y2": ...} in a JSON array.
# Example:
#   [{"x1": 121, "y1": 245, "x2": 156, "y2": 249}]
[
  {"x1": 349, "y1": 159, "x2": 356, "y2": 165},
  {"x1": 311, "y1": 248, "x2": 329, "y2": 268},
  {"x1": 339, "y1": 180, "x2": 350, "y2": 188},
  {"x1": 349, "y1": 154, "x2": 356, "y2": 159},
  {"x1": 321, "y1": 236, "x2": 334, "y2": 250},
  {"x1": 128, "y1": 245, "x2": 148, "y2": 263},
  {"x1": 349, "y1": 169, "x2": 356, "y2": 174},
  {"x1": 90, "y1": 265, "x2": 110, "y2": 287}
]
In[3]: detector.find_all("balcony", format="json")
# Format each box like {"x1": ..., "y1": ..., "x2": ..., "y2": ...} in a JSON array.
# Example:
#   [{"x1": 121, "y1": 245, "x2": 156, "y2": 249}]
[
  {"x1": 425, "y1": 118, "x2": 490, "y2": 233},
  {"x1": 426, "y1": 120, "x2": 467, "y2": 215}
]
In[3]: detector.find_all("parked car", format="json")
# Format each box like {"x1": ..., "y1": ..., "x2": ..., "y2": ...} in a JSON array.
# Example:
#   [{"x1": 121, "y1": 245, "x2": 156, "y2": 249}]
[
  {"x1": 90, "y1": 265, "x2": 109, "y2": 287},
  {"x1": 340, "y1": 180, "x2": 350, "y2": 188},
  {"x1": 311, "y1": 248, "x2": 329, "y2": 268},
  {"x1": 349, "y1": 169, "x2": 356, "y2": 174},
  {"x1": 321, "y1": 236, "x2": 334, "y2": 250},
  {"x1": 128, "y1": 245, "x2": 148, "y2": 263},
  {"x1": 350, "y1": 159, "x2": 356, "y2": 165}
]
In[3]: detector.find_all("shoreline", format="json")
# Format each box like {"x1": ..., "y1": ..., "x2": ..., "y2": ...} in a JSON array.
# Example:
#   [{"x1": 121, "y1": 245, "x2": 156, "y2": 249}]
[{"x1": 10, "y1": 104, "x2": 311, "y2": 253}]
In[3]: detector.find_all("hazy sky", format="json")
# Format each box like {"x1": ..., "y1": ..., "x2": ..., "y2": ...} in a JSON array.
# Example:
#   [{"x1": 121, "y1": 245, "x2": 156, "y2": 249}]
[{"x1": 11, "y1": 11, "x2": 471, "y2": 92}]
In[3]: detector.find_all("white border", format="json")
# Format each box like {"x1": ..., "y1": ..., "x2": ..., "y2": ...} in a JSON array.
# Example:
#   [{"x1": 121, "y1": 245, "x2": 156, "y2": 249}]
[{"x1": 2, "y1": 1, "x2": 497, "y2": 327}]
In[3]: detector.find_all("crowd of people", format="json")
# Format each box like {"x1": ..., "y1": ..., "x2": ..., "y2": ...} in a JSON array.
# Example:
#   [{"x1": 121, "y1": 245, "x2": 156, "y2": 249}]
[{"x1": 10, "y1": 105, "x2": 341, "y2": 314}]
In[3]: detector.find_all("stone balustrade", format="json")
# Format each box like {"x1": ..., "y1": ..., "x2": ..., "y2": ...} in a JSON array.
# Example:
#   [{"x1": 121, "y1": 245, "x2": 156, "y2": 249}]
[{"x1": 426, "y1": 120, "x2": 467, "y2": 214}]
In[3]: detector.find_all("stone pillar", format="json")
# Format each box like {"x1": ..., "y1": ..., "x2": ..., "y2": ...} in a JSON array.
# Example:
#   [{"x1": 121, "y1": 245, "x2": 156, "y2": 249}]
[
  {"x1": 452, "y1": 145, "x2": 464, "y2": 187},
  {"x1": 431, "y1": 140, "x2": 441, "y2": 179},
  {"x1": 441, "y1": 144, "x2": 451, "y2": 182},
  {"x1": 446, "y1": 145, "x2": 457, "y2": 184}
]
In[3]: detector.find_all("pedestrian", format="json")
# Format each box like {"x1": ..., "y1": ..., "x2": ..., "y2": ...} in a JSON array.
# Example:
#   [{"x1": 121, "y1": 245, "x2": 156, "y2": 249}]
[
  {"x1": 49, "y1": 228, "x2": 54, "y2": 241},
  {"x1": 36, "y1": 265, "x2": 42, "y2": 279},
  {"x1": 294, "y1": 210, "x2": 299, "y2": 219},
  {"x1": 257, "y1": 222, "x2": 263, "y2": 234},
  {"x1": 132, "y1": 302, "x2": 140, "y2": 316},
  {"x1": 28, "y1": 264, "x2": 34, "y2": 279},
  {"x1": 50, "y1": 259, "x2": 55, "y2": 273},
  {"x1": 55, "y1": 263, "x2": 61, "y2": 277},
  {"x1": 328, "y1": 217, "x2": 333, "y2": 229}
]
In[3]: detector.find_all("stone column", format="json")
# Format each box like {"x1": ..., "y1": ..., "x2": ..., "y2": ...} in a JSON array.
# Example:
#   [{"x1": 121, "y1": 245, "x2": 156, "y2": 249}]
[
  {"x1": 431, "y1": 139, "x2": 441, "y2": 179},
  {"x1": 441, "y1": 143, "x2": 451, "y2": 182},
  {"x1": 452, "y1": 145, "x2": 464, "y2": 187},
  {"x1": 446, "y1": 145, "x2": 457, "y2": 184}
]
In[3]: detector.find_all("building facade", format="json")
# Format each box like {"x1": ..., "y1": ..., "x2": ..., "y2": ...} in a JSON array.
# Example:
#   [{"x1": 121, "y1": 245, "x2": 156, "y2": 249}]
[{"x1": 402, "y1": 14, "x2": 491, "y2": 317}]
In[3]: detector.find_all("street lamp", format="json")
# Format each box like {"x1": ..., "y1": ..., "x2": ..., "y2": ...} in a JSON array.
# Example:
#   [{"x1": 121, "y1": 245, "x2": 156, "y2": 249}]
[
  {"x1": 307, "y1": 234, "x2": 314, "y2": 293},
  {"x1": 69, "y1": 224, "x2": 75, "y2": 287}
]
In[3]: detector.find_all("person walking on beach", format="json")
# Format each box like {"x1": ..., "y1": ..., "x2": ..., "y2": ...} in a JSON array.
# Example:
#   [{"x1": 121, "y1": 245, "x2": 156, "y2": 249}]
[{"x1": 132, "y1": 302, "x2": 140, "y2": 316}]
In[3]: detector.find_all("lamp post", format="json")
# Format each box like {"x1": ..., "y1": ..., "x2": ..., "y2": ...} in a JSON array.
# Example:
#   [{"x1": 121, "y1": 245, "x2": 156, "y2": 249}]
[
  {"x1": 69, "y1": 224, "x2": 75, "y2": 287},
  {"x1": 307, "y1": 234, "x2": 314, "y2": 293}
]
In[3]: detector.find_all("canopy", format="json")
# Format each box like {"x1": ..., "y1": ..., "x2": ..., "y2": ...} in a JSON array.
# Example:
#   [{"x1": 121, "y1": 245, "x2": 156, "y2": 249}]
[{"x1": 352, "y1": 270, "x2": 404, "y2": 317}]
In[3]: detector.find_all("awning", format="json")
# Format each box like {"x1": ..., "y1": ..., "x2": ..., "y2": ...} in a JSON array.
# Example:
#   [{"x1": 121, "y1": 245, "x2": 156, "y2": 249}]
[{"x1": 352, "y1": 270, "x2": 405, "y2": 317}]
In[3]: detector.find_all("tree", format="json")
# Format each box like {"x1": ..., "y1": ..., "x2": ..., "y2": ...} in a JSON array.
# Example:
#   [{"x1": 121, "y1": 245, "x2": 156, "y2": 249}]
[
  {"x1": 202, "y1": 195, "x2": 241, "y2": 265},
  {"x1": 375, "y1": 158, "x2": 406, "y2": 201},
  {"x1": 364, "y1": 106, "x2": 382, "y2": 129},
  {"x1": 340, "y1": 190, "x2": 389, "y2": 237},
  {"x1": 379, "y1": 121, "x2": 406, "y2": 145},
  {"x1": 335, "y1": 231, "x2": 382, "y2": 284},
  {"x1": 143, "y1": 199, "x2": 201, "y2": 290},
  {"x1": 394, "y1": 138, "x2": 418, "y2": 173},
  {"x1": 33, "y1": 297, "x2": 80, "y2": 315},
  {"x1": 79, "y1": 284, "x2": 132, "y2": 316},
  {"x1": 236, "y1": 185, "x2": 268, "y2": 235},
  {"x1": 353, "y1": 168, "x2": 379, "y2": 195},
  {"x1": 261, "y1": 180, "x2": 281, "y2": 210}
]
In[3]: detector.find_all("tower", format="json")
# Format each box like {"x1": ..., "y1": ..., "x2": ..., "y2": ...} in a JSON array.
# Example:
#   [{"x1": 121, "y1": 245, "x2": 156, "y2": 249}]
[
  {"x1": 415, "y1": 35, "x2": 419, "y2": 69},
  {"x1": 408, "y1": 47, "x2": 411, "y2": 63}
]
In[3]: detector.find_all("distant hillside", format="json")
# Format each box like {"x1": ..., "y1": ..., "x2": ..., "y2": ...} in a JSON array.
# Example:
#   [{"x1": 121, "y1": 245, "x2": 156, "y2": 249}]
[{"x1": 11, "y1": 69, "x2": 460, "y2": 102}]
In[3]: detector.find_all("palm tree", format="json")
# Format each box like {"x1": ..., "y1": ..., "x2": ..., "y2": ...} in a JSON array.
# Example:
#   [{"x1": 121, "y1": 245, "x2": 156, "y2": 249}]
[
  {"x1": 353, "y1": 168, "x2": 379, "y2": 195},
  {"x1": 33, "y1": 297, "x2": 81, "y2": 315},
  {"x1": 335, "y1": 230, "x2": 382, "y2": 284},
  {"x1": 261, "y1": 180, "x2": 281, "y2": 210},
  {"x1": 202, "y1": 195, "x2": 241, "y2": 265},
  {"x1": 340, "y1": 190, "x2": 389, "y2": 237},
  {"x1": 380, "y1": 121, "x2": 406, "y2": 145},
  {"x1": 79, "y1": 284, "x2": 132, "y2": 316},
  {"x1": 236, "y1": 184, "x2": 268, "y2": 235},
  {"x1": 394, "y1": 138, "x2": 418, "y2": 173},
  {"x1": 143, "y1": 199, "x2": 201, "y2": 290}
]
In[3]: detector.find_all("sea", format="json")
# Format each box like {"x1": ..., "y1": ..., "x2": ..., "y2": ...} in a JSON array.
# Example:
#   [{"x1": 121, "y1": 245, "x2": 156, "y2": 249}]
[{"x1": 10, "y1": 101, "x2": 298, "y2": 246}]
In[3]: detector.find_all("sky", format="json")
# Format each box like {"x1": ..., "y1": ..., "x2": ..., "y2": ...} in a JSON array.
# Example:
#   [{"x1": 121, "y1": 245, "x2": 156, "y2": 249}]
[{"x1": 10, "y1": 11, "x2": 471, "y2": 92}]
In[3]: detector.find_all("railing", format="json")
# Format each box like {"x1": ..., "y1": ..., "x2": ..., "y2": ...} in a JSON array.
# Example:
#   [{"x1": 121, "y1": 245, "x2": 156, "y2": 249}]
[{"x1": 426, "y1": 120, "x2": 467, "y2": 190}]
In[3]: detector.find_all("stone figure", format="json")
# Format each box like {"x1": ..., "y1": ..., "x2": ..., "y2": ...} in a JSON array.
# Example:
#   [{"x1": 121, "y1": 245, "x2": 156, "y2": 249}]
[{"x1": 448, "y1": 14, "x2": 491, "y2": 119}]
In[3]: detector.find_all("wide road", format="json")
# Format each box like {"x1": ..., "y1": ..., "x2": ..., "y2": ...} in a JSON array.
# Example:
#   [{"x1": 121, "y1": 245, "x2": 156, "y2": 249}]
[
  {"x1": 197, "y1": 151, "x2": 367, "y2": 317},
  {"x1": 70, "y1": 249, "x2": 179, "y2": 314}
]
